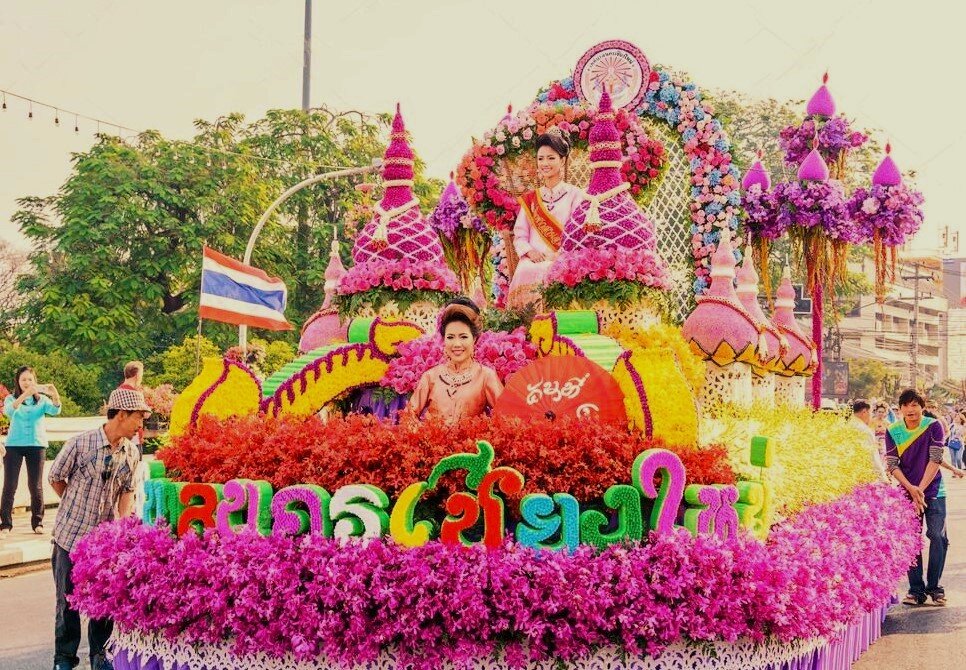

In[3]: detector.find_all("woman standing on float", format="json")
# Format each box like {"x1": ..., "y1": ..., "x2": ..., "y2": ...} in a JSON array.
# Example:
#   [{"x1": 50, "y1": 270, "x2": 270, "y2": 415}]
[{"x1": 507, "y1": 131, "x2": 581, "y2": 308}]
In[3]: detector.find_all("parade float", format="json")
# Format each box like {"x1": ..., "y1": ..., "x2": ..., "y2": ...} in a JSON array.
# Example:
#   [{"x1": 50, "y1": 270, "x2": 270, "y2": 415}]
[{"x1": 69, "y1": 41, "x2": 922, "y2": 670}]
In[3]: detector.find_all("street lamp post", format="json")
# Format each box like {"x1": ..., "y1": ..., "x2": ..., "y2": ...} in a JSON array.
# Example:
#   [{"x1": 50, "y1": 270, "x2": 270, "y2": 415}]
[{"x1": 239, "y1": 160, "x2": 381, "y2": 349}]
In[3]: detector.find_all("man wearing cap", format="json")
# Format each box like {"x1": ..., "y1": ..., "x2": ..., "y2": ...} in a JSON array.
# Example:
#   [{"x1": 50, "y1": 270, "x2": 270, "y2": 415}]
[{"x1": 48, "y1": 388, "x2": 150, "y2": 670}]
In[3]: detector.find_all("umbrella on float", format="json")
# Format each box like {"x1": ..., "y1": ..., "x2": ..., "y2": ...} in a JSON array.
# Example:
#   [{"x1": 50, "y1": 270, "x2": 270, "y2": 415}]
[{"x1": 493, "y1": 356, "x2": 627, "y2": 424}]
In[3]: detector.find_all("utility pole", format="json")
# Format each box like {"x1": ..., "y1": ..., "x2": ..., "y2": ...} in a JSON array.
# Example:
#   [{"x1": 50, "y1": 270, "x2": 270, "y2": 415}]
[
  {"x1": 302, "y1": 0, "x2": 312, "y2": 111},
  {"x1": 902, "y1": 262, "x2": 933, "y2": 390}
]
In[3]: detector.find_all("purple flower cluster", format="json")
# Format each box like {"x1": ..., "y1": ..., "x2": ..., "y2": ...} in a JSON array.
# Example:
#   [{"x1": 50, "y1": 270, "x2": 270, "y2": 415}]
[
  {"x1": 847, "y1": 184, "x2": 925, "y2": 246},
  {"x1": 779, "y1": 117, "x2": 868, "y2": 167},
  {"x1": 69, "y1": 484, "x2": 919, "y2": 669},
  {"x1": 383, "y1": 328, "x2": 537, "y2": 394},
  {"x1": 430, "y1": 191, "x2": 485, "y2": 240},
  {"x1": 771, "y1": 180, "x2": 863, "y2": 243},
  {"x1": 742, "y1": 184, "x2": 786, "y2": 241}
]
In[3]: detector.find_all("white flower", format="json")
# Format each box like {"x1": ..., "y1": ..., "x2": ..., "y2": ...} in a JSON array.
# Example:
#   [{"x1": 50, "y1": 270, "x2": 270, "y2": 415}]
[
  {"x1": 861, "y1": 197, "x2": 879, "y2": 215},
  {"x1": 511, "y1": 136, "x2": 521, "y2": 148}
]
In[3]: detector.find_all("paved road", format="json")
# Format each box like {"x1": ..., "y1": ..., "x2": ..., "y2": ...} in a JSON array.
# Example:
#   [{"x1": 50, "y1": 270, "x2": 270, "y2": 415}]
[
  {"x1": 0, "y1": 569, "x2": 91, "y2": 670},
  {"x1": 855, "y1": 474, "x2": 966, "y2": 670},
  {"x1": 1, "y1": 478, "x2": 963, "y2": 670}
]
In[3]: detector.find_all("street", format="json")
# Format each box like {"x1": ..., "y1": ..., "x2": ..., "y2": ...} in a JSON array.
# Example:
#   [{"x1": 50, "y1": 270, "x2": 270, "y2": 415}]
[{"x1": 1, "y1": 477, "x2": 963, "y2": 670}]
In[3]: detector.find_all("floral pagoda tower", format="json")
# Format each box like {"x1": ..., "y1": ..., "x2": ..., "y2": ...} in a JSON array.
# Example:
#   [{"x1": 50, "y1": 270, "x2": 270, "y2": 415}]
[{"x1": 339, "y1": 104, "x2": 458, "y2": 330}]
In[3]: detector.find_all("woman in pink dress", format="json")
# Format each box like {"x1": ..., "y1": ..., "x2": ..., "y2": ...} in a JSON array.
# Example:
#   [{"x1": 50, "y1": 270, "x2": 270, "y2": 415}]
[
  {"x1": 409, "y1": 301, "x2": 503, "y2": 423},
  {"x1": 507, "y1": 132, "x2": 582, "y2": 309}
]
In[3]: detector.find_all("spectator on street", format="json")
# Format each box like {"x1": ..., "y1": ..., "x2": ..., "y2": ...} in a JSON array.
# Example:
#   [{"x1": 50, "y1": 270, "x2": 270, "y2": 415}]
[
  {"x1": 949, "y1": 413, "x2": 965, "y2": 470},
  {"x1": 886, "y1": 389, "x2": 948, "y2": 607},
  {"x1": 48, "y1": 387, "x2": 149, "y2": 670},
  {"x1": 1, "y1": 366, "x2": 61, "y2": 535},
  {"x1": 850, "y1": 400, "x2": 888, "y2": 481},
  {"x1": 116, "y1": 361, "x2": 144, "y2": 451}
]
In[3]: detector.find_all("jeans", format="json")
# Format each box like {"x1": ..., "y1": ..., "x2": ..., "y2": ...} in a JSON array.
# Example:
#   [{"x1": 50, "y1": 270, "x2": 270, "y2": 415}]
[
  {"x1": 1, "y1": 446, "x2": 46, "y2": 530},
  {"x1": 950, "y1": 446, "x2": 964, "y2": 470},
  {"x1": 53, "y1": 543, "x2": 114, "y2": 668},
  {"x1": 907, "y1": 496, "x2": 948, "y2": 597}
]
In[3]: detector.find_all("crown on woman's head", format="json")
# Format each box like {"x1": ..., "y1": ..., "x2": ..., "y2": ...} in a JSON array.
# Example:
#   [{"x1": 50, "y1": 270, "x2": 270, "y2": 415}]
[{"x1": 544, "y1": 126, "x2": 564, "y2": 139}]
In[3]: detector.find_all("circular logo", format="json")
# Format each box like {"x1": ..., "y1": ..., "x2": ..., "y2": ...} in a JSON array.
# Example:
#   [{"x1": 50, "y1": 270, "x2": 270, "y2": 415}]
[{"x1": 574, "y1": 40, "x2": 650, "y2": 111}]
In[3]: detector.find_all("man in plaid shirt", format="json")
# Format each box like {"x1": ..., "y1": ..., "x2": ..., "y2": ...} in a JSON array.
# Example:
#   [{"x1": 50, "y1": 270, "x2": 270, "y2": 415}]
[{"x1": 49, "y1": 387, "x2": 150, "y2": 670}]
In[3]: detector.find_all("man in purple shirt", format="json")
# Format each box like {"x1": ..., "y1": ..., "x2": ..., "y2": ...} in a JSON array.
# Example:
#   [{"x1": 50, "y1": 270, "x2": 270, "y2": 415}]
[{"x1": 885, "y1": 389, "x2": 947, "y2": 606}]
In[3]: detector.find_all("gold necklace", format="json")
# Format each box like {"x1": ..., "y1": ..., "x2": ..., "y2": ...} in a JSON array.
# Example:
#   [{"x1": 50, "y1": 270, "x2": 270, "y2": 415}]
[{"x1": 440, "y1": 363, "x2": 475, "y2": 397}]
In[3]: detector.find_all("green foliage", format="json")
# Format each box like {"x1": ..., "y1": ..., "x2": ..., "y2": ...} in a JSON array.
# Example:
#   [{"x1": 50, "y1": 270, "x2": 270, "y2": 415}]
[
  {"x1": 143, "y1": 335, "x2": 220, "y2": 392},
  {"x1": 542, "y1": 280, "x2": 671, "y2": 318},
  {"x1": 0, "y1": 342, "x2": 103, "y2": 414},
  {"x1": 12, "y1": 106, "x2": 441, "y2": 377},
  {"x1": 847, "y1": 358, "x2": 901, "y2": 400},
  {"x1": 483, "y1": 302, "x2": 539, "y2": 333},
  {"x1": 261, "y1": 339, "x2": 296, "y2": 377},
  {"x1": 334, "y1": 288, "x2": 457, "y2": 321}
]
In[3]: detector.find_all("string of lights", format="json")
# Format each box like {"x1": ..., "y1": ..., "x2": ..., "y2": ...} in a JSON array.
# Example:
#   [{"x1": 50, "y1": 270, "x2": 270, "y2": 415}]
[{"x1": 0, "y1": 88, "x2": 385, "y2": 172}]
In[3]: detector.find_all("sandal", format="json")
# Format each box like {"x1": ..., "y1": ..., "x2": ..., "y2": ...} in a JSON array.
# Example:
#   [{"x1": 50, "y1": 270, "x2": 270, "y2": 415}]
[
  {"x1": 902, "y1": 592, "x2": 926, "y2": 606},
  {"x1": 929, "y1": 592, "x2": 946, "y2": 607},
  {"x1": 32, "y1": 525, "x2": 44, "y2": 535}
]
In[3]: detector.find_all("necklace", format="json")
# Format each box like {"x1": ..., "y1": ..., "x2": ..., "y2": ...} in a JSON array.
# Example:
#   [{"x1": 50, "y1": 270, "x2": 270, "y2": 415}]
[{"x1": 440, "y1": 363, "x2": 476, "y2": 397}]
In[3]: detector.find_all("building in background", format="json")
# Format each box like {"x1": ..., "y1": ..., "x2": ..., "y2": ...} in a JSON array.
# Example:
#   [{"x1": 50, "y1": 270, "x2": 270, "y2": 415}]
[{"x1": 942, "y1": 255, "x2": 966, "y2": 383}]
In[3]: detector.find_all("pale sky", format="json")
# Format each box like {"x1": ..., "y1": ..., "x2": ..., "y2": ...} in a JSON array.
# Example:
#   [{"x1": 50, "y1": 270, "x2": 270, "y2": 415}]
[{"x1": 1, "y1": 0, "x2": 962, "y2": 252}]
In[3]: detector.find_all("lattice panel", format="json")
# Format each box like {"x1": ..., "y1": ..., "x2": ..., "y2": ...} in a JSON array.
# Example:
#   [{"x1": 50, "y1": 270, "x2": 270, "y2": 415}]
[
  {"x1": 640, "y1": 118, "x2": 695, "y2": 324},
  {"x1": 355, "y1": 302, "x2": 437, "y2": 333}
]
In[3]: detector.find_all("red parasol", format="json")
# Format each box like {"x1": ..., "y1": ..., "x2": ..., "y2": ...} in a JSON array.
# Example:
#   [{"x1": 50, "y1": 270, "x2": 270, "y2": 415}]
[{"x1": 493, "y1": 356, "x2": 627, "y2": 425}]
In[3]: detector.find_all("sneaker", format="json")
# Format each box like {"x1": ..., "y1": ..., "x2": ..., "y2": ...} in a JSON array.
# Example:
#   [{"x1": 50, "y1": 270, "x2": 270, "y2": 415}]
[
  {"x1": 53, "y1": 661, "x2": 73, "y2": 670},
  {"x1": 90, "y1": 654, "x2": 112, "y2": 670},
  {"x1": 902, "y1": 592, "x2": 927, "y2": 606},
  {"x1": 33, "y1": 525, "x2": 44, "y2": 535}
]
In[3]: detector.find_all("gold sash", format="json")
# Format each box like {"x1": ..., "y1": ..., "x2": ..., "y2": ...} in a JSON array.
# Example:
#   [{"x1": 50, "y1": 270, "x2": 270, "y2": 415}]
[{"x1": 518, "y1": 190, "x2": 563, "y2": 252}]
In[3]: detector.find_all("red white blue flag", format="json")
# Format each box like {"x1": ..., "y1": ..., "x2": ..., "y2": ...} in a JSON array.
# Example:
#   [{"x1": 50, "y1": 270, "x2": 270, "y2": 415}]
[{"x1": 199, "y1": 247, "x2": 293, "y2": 331}]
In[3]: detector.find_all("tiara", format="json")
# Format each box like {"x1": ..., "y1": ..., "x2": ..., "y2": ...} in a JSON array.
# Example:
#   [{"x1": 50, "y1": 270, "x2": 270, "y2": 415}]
[{"x1": 544, "y1": 126, "x2": 565, "y2": 139}]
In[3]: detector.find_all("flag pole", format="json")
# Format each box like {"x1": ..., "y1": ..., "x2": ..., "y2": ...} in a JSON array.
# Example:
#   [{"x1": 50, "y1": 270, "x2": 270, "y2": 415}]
[{"x1": 196, "y1": 315, "x2": 203, "y2": 376}]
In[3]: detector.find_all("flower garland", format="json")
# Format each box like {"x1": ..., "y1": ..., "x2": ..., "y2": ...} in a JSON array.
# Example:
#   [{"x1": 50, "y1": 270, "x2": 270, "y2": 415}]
[
  {"x1": 70, "y1": 484, "x2": 918, "y2": 669},
  {"x1": 429, "y1": 181, "x2": 492, "y2": 295},
  {"x1": 335, "y1": 259, "x2": 460, "y2": 318},
  {"x1": 532, "y1": 70, "x2": 741, "y2": 296},
  {"x1": 455, "y1": 102, "x2": 667, "y2": 231},
  {"x1": 157, "y1": 414, "x2": 734, "y2": 509},
  {"x1": 847, "y1": 183, "x2": 924, "y2": 300},
  {"x1": 382, "y1": 328, "x2": 537, "y2": 395}
]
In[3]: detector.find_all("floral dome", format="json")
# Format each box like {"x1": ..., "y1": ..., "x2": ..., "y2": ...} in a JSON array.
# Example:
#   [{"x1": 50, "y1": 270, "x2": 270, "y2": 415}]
[
  {"x1": 299, "y1": 235, "x2": 347, "y2": 352},
  {"x1": 771, "y1": 267, "x2": 817, "y2": 377},
  {"x1": 682, "y1": 230, "x2": 763, "y2": 367},
  {"x1": 735, "y1": 246, "x2": 786, "y2": 374}
]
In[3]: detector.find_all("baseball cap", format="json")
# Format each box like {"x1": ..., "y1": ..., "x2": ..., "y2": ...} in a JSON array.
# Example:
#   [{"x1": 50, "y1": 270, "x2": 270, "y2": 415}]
[{"x1": 107, "y1": 388, "x2": 152, "y2": 416}]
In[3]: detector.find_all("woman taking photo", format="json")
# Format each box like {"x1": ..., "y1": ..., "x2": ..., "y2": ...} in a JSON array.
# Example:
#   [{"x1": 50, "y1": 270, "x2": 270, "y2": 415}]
[
  {"x1": 1, "y1": 366, "x2": 61, "y2": 535},
  {"x1": 409, "y1": 301, "x2": 503, "y2": 424}
]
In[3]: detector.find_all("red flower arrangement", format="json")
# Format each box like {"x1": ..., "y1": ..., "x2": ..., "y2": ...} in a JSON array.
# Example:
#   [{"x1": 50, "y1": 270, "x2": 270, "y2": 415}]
[{"x1": 158, "y1": 414, "x2": 735, "y2": 512}]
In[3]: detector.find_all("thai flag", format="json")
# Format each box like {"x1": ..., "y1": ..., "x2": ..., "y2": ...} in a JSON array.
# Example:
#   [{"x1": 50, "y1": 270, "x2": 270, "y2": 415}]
[{"x1": 199, "y1": 247, "x2": 293, "y2": 330}]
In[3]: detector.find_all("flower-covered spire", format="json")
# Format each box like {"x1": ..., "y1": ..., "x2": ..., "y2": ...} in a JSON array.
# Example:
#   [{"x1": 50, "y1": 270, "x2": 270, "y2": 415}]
[
  {"x1": 380, "y1": 103, "x2": 417, "y2": 210},
  {"x1": 872, "y1": 142, "x2": 903, "y2": 187},
  {"x1": 806, "y1": 72, "x2": 836, "y2": 118},
  {"x1": 736, "y1": 246, "x2": 785, "y2": 367},
  {"x1": 323, "y1": 227, "x2": 346, "y2": 296},
  {"x1": 586, "y1": 88, "x2": 624, "y2": 195}
]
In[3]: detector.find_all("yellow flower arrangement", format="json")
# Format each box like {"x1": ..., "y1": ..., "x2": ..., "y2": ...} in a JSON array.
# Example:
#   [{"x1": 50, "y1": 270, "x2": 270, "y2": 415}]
[
  {"x1": 701, "y1": 402, "x2": 879, "y2": 517},
  {"x1": 168, "y1": 358, "x2": 262, "y2": 437},
  {"x1": 606, "y1": 323, "x2": 705, "y2": 395},
  {"x1": 612, "y1": 348, "x2": 698, "y2": 446}
]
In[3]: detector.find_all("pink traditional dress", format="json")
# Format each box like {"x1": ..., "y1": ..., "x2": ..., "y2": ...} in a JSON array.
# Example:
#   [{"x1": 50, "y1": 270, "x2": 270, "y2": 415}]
[
  {"x1": 507, "y1": 182, "x2": 581, "y2": 308},
  {"x1": 409, "y1": 363, "x2": 503, "y2": 424}
]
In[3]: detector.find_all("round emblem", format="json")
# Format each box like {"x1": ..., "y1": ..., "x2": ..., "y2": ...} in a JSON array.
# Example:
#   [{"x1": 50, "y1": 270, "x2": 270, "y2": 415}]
[{"x1": 574, "y1": 40, "x2": 650, "y2": 111}]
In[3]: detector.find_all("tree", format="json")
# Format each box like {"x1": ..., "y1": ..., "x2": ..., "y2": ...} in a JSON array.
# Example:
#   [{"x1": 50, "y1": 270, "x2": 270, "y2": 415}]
[
  {"x1": 847, "y1": 358, "x2": 900, "y2": 400},
  {"x1": 0, "y1": 240, "x2": 29, "y2": 340},
  {"x1": 12, "y1": 107, "x2": 443, "y2": 375},
  {"x1": 143, "y1": 334, "x2": 221, "y2": 392}
]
